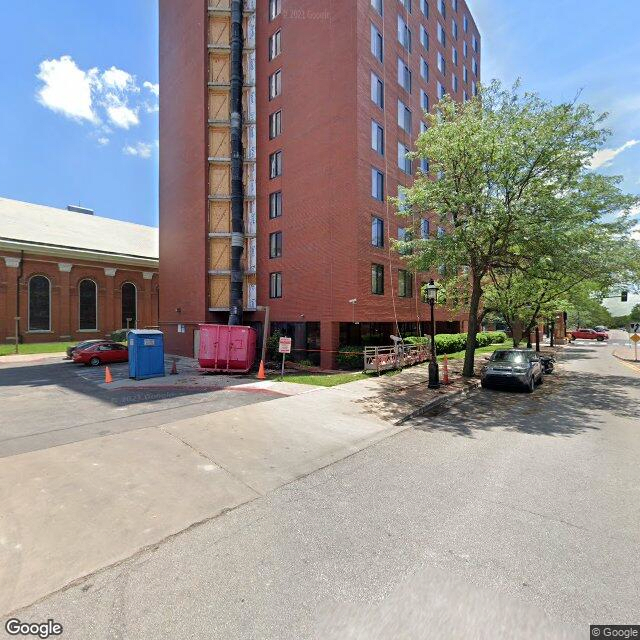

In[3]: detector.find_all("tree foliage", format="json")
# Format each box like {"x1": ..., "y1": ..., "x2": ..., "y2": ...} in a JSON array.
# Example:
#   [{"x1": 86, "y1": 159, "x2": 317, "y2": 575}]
[{"x1": 397, "y1": 81, "x2": 640, "y2": 375}]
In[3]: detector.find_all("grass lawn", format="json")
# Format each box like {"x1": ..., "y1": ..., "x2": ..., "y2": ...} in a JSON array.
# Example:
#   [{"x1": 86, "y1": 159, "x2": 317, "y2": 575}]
[{"x1": 0, "y1": 341, "x2": 78, "y2": 357}]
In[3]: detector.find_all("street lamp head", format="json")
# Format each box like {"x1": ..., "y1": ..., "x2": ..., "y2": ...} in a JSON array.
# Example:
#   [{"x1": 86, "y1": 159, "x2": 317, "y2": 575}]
[{"x1": 426, "y1": 279, "x2": 439, "y2": 302}]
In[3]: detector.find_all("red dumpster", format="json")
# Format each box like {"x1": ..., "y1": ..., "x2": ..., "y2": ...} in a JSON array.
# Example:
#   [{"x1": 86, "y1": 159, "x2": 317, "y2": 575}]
[{"x1": 198, "y1": 324, "x2": 257, "y2": 373}]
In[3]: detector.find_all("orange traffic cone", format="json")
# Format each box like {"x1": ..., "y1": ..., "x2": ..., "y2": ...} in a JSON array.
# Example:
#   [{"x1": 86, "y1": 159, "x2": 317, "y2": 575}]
[
  {"x1": 443, "y1": 356, "x2": 450, "y2": 385},
  {"x1": 257, "y1": 359, "x2": 266, "y2": 380},
  {"x1": 170, "y1": 358, "x2": 178, "y2": 375},
  {"x1": 105, "y1": 366, "x2": 113, "y2": 384}
]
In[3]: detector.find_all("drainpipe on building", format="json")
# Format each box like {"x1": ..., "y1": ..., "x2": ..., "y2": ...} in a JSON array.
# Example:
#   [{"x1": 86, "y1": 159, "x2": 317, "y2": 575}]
[
  {"x1": 16, "y1": 250, "x2": 24, "y2": 344},
  {"x1": 229, "y1": 0, "x2": 245, "y2": 326}
]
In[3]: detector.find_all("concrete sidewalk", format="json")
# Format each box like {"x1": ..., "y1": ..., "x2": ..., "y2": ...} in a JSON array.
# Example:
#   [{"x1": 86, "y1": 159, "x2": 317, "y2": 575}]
[
  {"x1": 0, "y1": 352, "x2": 67, "y2": 364},
  {"x1": 0, "y1": 374, "x2": 407, "y2": 615}
]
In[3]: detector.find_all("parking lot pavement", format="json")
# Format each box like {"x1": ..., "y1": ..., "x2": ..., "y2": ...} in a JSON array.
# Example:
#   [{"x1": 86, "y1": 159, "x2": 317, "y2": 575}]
[{"x1": 0, "y1": 358, "x2": 284, "y2": 458}]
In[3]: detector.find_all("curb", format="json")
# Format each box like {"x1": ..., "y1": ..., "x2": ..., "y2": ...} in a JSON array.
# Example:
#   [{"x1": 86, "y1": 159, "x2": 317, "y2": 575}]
[
  {"x1": 612, "y1": 349, "x2": 639, "y2": 364},
  {"x1": 396, "y1": 379, "x2": 481, "y2": 425}
]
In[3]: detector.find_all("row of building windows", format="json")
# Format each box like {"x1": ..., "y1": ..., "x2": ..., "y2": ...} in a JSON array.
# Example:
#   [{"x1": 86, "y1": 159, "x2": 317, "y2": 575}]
[
  {"x1": 371, "y1": 216, "x2": 442, "y2": 248},
  {"x1": 26, "y1": 276, "x2": 138, "y2": 332},
  {"x1": 371, "y1": 0, "x2": 479, "y2": 52}
]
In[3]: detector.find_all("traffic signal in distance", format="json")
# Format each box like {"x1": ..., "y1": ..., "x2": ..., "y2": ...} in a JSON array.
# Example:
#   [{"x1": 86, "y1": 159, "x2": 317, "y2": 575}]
[{"x1": 621, "y1": 291, "x2": 628, "y2": 302}]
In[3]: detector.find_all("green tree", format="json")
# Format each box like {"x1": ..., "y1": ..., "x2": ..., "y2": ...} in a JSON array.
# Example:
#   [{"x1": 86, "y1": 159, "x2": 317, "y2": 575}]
[
  {"x1": 630, "y1": 304, "x2": 640, "y2": 323},
  {"x1": 397, "y1": 81, "x2": 639, "y2": 376}
]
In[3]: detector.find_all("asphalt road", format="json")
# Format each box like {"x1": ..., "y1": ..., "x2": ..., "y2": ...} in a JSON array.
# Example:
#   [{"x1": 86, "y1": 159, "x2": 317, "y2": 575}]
[
  {"x1": 0, "y1": 358, "x2": 277, "y2": 458},
  {"x1": 7, "y1": 332, "x2": 640, "y2": 639}
]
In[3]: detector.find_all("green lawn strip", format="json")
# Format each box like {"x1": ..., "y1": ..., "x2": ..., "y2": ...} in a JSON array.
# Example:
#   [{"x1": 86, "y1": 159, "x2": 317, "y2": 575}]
[{"x1": 0, "y1": 341, "x2": 78, "y2": 357}]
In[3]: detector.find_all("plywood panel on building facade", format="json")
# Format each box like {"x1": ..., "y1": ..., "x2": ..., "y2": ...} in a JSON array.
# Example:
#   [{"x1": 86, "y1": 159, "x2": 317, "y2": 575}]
[
  {"x1": 208, "y1": 89, "x2": 229, "y2": 121},
  {"x1": 208, "y1": 16, "x2": 230, "y2": 46},
  {"x1": 208, "y1": 0, "x2": 230, "y2": 10},
  {"x1": 209, "y1": 165, "x2": 230, "y2": 196},
  {"x1": 209, "y1": 201, "x2": 231, "y2": 234},
  {"x1": 209, "y1": 237, "x2": 231, "y2": 271},
  {"x1": 209, "y1": 127, "x2": 231, "y2": 159},
  {"x1": 209, "y1": 53, "x2": 230, "y2": 84},
  {"x1": 209, "y1": 276, "x2": 230, "y2": 310}
]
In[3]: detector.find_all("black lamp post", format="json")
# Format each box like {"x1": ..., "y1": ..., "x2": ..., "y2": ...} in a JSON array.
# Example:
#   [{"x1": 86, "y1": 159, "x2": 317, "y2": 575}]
[{"x1": 426, "y1": 279, "x2": 440, "y2": 389}]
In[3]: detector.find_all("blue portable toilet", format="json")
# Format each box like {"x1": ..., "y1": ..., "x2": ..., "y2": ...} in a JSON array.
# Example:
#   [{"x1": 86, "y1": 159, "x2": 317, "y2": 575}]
[{"x1": 128, "y1": 329, "x2": 165, "y2": 380}]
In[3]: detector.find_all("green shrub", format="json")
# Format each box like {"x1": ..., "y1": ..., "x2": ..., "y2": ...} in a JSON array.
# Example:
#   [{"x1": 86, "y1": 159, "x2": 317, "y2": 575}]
[
  {"x1": 405, "y1": 335, "x2": 429, "y2": 346},
  {"x1": 486, "y1": 330, "x2": 507, "y2": 344},
  {"x1": 110, "y1": 329, "x2": 128, "y2": 342},
  {"x1": 266, "y1": 330, "x2": 284, "y2": 361},
  {"x1": 336, "y1": 345, "x2": 364, "y2": 370}
]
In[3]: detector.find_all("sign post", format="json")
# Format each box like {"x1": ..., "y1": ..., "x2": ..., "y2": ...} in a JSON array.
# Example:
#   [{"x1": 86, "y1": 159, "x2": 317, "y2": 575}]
[
  {"x1": 630, "y1": 333, "x2": 640, "y2": 362},
  {"x1": 278, "y1": 337, "x2": 292, "y2": 378}
]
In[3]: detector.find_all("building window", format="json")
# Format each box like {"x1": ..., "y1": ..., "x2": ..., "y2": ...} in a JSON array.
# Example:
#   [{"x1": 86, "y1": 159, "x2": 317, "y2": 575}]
[
  {"x1": 472, "y1": 80, "x2": 478, "y2": 96},
  {"x1": 269, "y1": 69, "x2": 281, "y2": 100},
  {"x1": 463, "y1": 14, "x2": 468, "y2": 32},
  {"x1": 420, "y1": 25, "x2": 429, "y2": 50},
  {"x1": 372, "y1": 217, "x2": 384, "y2": 247},
  {"x1": 463, "y1": 40, "x2": 468, "y2": 58},
  {"x1": 472, "y1": 34, "x2": 479, "y2": 53},
  {"x1": 399, "y1": 0, "x2": 412, "y2": 11},
  {"x1": 371, "y1": 264, "x2": 384, "y2": 295},
  {"x1": 420, "y1": 157, "x2": 430, "y2": 173},
  {"x1": 437, "y1": 23, "x2": 446, "y2": 46},
  {"x1": 398, "y1": 142, "x2": 412, "y2": 174},
  {"x1": 452, "y1": 46, "x2": 458, "y2": 66},
  {"x1": 269, "y1": 150, "x2": 282, "y2": 178},
  {"x1": 269, "y1": 110, "x2": 282, "y2": 139},
  {"x1": 397, "y1": 189, "x2": 409, "y2": 214},
  {"x1": 437, "y1": 81, "x2": 446, "y2": 99},
  {"x1": 269, "y1": 0, "x2": 281, "y2": 21},
  {"x1": 398, "y1": 15, "x2": 412, "y2": 51},
  {"x1": 421, "y1": 90, "x2": 429, "y2": 111},
  {"x1": 472, "y1": 57, "x2": 478, "y2": 76},
  {"x1": 28, "y1": 275, "x2": 50, "y2": 331},
  {"x1": 420, "y1": 57, "x2": 429, "y2": 81},
  {"x1": 398, "y1": 270, "x2": 414, "y2": 297},
  {"x1": 121, "y1": 282, "x2": 137, "y2": 329},
  {"x1": 372, "y1": 168, "x2": 385, "y2": 201},
  {"x1": 437, "y1": 52, "x2": 446, "y2": 75},
  {"x1": 371, "y1": 0, "x2": 383, "y2": 15},
  {"x1": 452, "y1": 0, "x2": 458, "y2": 11},
  {"x1": 269, "y1": 231, "x2": 282, "y2": 258},
  {"x1": 269, "y1": 272, "x2": 282, "y2": 298},
  {"x1": 371, "y1": 71, "x2": 384, "y2": 108},
  {"x1": 438, "y1": 0, "x2": 446, "y2": 17},
  {"x1": 420, "y1": 218, "x2": 430, "y2": 238},
  {"x1": 452, "y1": 73, "x2": 458, "y2": 92},
  {"x1": 268, "y1": 30, "x2": 281, "y2": 60},
  {"x1": 371, "y1": 120, "x2": 384, "y2": 155},
  {"x1": 421, "y1": 0, "x2": 429, "y2": 17},
  {"x1": 452, "y1": 18, "x2": 458, "y2": 40},
  {"x1": 463, "y1": 89, "x2": 469, "y2": 102},
  {"x1": 397, "y1": 58, "x2": 412, "y2": 92},
  {"x1": 398, "y1": 227, "x2": 413, "y2": 255},
  {"x1": 269, "y1": 191, "x2": 282, "y2": 218},
  {"x1": 420, "y1": 121, "x2": 428, "y2": 134},
  {"x1": 463, "y1": 65, "x2": 468, "y2": 83},
  {"x1": 398, "y1": 99, "x2": 412, "y2": 133},
  {"x1": 79, "y1": 279, "x2": 97, "y2": 331},
  {"x1": 371, "y1": 23, "x2": 384, "y2": 62}
]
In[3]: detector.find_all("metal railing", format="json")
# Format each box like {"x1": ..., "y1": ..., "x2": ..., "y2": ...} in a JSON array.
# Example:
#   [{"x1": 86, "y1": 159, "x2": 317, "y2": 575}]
[{"x1": 363, "y1": 342, "x2": 431, "y2": 374}]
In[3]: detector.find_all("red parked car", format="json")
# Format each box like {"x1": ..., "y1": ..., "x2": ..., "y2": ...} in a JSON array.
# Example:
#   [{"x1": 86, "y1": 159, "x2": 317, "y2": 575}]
[
  {"x1": 570, "y1": 328, "x2": 609, "y2": 341},
  {"x1": 72, "y1": 341, "x2": 129, "y2": 366}
]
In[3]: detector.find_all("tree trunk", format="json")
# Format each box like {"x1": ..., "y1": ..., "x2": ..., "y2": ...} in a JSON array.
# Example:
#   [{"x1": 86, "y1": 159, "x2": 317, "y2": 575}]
[{"x1": 463, "y1": 276, "x2": 483, "y2": 377}]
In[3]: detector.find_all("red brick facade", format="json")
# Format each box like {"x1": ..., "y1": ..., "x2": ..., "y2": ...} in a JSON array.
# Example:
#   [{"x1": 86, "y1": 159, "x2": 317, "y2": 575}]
[
  {"x1": 159, "y1": 0, "x2": 480, "y2": 367},
  {"x1": 0, "y1": 253, "x2": 159, "y2": 345}
]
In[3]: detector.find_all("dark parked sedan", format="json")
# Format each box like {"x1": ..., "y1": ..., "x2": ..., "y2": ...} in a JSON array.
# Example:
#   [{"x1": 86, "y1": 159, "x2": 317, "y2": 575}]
[
  {"x1": 66, "y1": 339, "x2": 104, "y2": 359},
  {"x1": 481, "y1": 349, "x2": 543, "y2": 392}
]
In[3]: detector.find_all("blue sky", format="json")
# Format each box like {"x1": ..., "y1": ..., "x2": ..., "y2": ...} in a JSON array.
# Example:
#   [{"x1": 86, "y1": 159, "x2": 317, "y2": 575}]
[{"x1": 0, "y1": 1, "x2": 638, "y2": 231}]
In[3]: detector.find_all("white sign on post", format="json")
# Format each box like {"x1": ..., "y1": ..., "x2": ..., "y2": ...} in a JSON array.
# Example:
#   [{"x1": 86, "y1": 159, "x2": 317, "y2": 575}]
[{"x1": 278, "y1": 337, "x2": 292, "y2": 378}]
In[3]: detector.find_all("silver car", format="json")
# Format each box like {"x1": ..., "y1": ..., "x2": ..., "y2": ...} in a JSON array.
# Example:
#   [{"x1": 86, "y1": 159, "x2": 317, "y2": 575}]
[{"x1": 481, "y1": 349, "x2": 544, "y2": 393}]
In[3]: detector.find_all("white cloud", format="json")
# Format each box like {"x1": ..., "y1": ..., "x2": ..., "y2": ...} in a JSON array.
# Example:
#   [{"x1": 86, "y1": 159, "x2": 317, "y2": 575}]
[
  {"x1": 589, "y1": 140, "x2": 639, "y2": 170},
  {"x1": 97, "y1": 137, "x2": 110, "y2": 146},
  {"x1": 102, "y1": 66, "x2": 138, "y2": 92},
  {"x1": 36, "y1": 55, "x2": 99, "y2": 123},
  {"x1": 105, "y1": 103, "x2": 139, "y2": 129},
  {"x1": 143, "y1": 81, "x2": 159, "y2": 97},
  {"x1": 123, "y1": 142, "x2": 153, "y2": 159}
]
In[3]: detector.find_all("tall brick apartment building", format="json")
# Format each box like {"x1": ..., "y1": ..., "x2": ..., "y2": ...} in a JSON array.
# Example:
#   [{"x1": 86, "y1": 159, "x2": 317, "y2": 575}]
[
  {"x1": 0, "y1": 198, "x2": 159, "y2": 345},
  {"x1": 159, "y1": 0, "x2": 480, "y2": 367}
]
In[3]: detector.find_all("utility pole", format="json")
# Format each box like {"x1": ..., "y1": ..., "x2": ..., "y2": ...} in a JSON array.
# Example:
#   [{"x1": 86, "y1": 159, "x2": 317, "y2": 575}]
[{"x1": 229, "y1": 0, "x2": 245, "y2": 326}]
